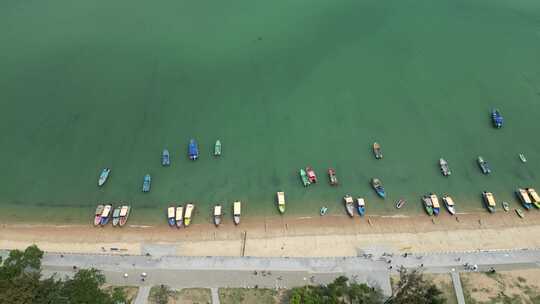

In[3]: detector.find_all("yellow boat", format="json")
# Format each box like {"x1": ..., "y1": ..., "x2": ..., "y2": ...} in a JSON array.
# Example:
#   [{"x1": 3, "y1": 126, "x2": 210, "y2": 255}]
[
  {"x1": 527, "y1": 188, "x2": 540, "y2": 209},
  {"x1": 184, "y1": 204, "x2": 194, "y2": 227}
]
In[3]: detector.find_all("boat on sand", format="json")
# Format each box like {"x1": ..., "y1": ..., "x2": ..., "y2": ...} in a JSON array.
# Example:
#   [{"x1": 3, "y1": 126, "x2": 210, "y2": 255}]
[
  {"x1": 526, "y1": 188, "x2": 540, "y2": 209},
  {"x1": 516, "y1": 188, "x2": 533, "y2": 210},
  {"x1": 119, "y1": 205, "x2": 130, "y2": 227},
  {"x1": 100, "y1": 204, "x2": 112, "y2": 226},
  {"x1": 373, "y1": 142, "x2": 383, "y2": 159},
  {"x1": 299, "y1": 169, "x2": 310, "y2": 187},
  {"x1": 277, "y1": 192, "x2": 285, "y2": 214},
  {"x1": 306, "y1": 167, "x2": 317, "y2": 183},
  {"x1": 482, "y1": 191, "x2": 496, "y2": 213},
  {"x1": 439, "y1": 158, "x2": 451, "y2": 176},
  {"x1": 94, "y1": 205, "x2": 104, "y2": 226},
  {"x1": 213, "y1": 204, "x2": 222, "y2": 226},
  {"x1": 175, "y1": 205, "x2": 184, "y2": 228},
  {"x1": 328, "y1": 168, "x2": 338, "y2": 186},
  {"x1": 371, "y1": 178, "x2": 385, "y2": 198},
  {"x1": 442, "y1": 194, "x2": 456, "y2": 215},
  {"x1": 112, "y1": 206, "x2": 121, "y2": 226},
  {"x1": 167, "y1": 206, "x2": 176, "y2": 227},
  {"x1": 422, "y1": 196, "x2": 433, "y2": 216},
  {"x1": 344, "y1": 195, "x2": 354, "y2": 217},
  {"x1": 430, "y1": 193, "x2": 440, "y2": 216},
  {"x1": 233, "y1": 201, "x2": 241, "y2": 225},
  {"x1": 357, "y1": 198, "x2": 366, "y2": 216},
  {"x1": 184, "y1": 204, "x2": 195, "y2": 227},
  {"x1": 98, "y1": 168, "x2": 111, "y2": 187}
]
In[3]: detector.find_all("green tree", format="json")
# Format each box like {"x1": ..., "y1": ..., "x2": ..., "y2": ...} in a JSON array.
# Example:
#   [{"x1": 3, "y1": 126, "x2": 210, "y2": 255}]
[
  {"x1": 388, "y1": 267, "x2": 445, "y2": 304},
  {"x1": 61, "y1": 268, "x2": 114, "y2": 304},
  {"x1": 150, "y1": 284, "x2": 172, "y2": 304}
]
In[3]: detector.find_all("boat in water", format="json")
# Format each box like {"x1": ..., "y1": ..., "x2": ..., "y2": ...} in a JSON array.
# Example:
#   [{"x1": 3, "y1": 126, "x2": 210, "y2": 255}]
[
  {"x1": 516, "y1": 208, "x2": 525, "y2": 218},
  {"x1": 214, "y1": 140, "x2": 222, "y2": 156},
  {"x1": 277, "y1": 192, "x2": 285, "y2": 214},
  {"x1": 527, "y1": 188, "x2": 540, "y2": 209},
  {"x1": 233, "y1": 201, "x2": 241, "y2": 225},
  {"x1": 328, "y1": 168, "x2": 338, "y2": 186},
  {"x1": 119, "y1": 205, "x2": 130, "y2": 227},
  {"x1": 100, "y1": 204, "x2": 112, "y2": 226},
  {"x1": 162, "y1": 149, "x2": 170, "y2": 166},
  {"x1": 373, "y1": 142, "x2": 383, "y2": 159},
  {"x1": 94, "y1": 205, "x2": 104, "y2": 226},
  {"x1": 213, "y1": 204, "x2": 222, "y2": 226},
  {"x1": 167, "y1": 206, "x2": 176, "y2": 227},
  {"x1": 430, "y1": 193, "x2": 441, "y2": 216},
  {"x1": 502, "y1": 201, "x2": 510, "y2": 212},
  {"x1": 516, "y1": 188, "x2": 533, "y2": 210},
  {"x1": 439, "y1": 158, "x2": 451, "y2": 176},
  {"x1": 306, "y1": 167, "x2": 317, "y2": 183},
  {"x1": 344, "y1": 195, "x2": 355, "y2": 217},
  {"x1": 371, "y1": 178, "x2": 385, "y2": 198},
  {"x1": 519, "y1": 153, "x2": 527, "y2": 163},
  {"x1": 491, "y1": 109, "x2": 503, "y2": 128},
  {"x1": 482, "y1": 191, "x2": 496, "y2": 213},
  {"x1": 422, "y1": 195, "x2": 434, "y2": 216},
  {"x1": 98, "y1": 168, "x2": 111, "y2": 187},
  {"x1": 395, "y1": 199, "x2": 406, "y2": 209},
  {"x1": 299, "y1": 169, "x2": 310, "y2": 187},
  {"x1": 112, "y1": 206, "x2": 121, "y2": 227},
  {"x1": 175, "y1": 205, "x2": 184, "y2": 228},
  {"x1": 184, "y1": 204, "x2": 194, "y2": 227},
  {"x1": 320, "y1": 206, "x2": 328, "y2": 216},
  {"x1": 357, "y1": 198, "x2": 366, "y2": 216},
  {"x1": 442, "y1": 194, "x2": 456, "y2": 215},
  {"x1": 188, "y1": 139, "x2": 199, "y2": 160},
  {"x1": 477, "y1": 156, "x2": 491, "y2": 174},
  {"x1": 142, "y1": 174, "x2": 151, "y2": 192}
]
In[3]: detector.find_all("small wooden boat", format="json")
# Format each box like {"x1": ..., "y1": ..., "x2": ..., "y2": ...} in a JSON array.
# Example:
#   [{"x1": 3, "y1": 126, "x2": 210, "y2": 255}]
[
  {"x1": 320, "y1": 206, "x2": 328, "y2": 216},
  {"x1": 142, "y1": 174, "x2": 151, "y2": 192},
  {"x1": 344, "y1": 195, "x2": 354, "y2": 217},
  {"x1": 422, "y1": 195, "x2": 434, "y2": 216},
  {"x1": 98, "y1": 168, "x2": 111, "y2": 187},
  {"x1": 162, "y1": 149, "x2": 170, "y2": 166},
  {"x1": 299, "y1": 169, "x2": 310, "y2": 187},
  {"x1": 442, "y1": 194, "x2": 456, "y2": 215},
  {"x1": 100, "y1": 204, "x2": 112, "y2": 226},
  {"x1": 395, "y1": 199, "x2": 406, "y2": 209},
  {"x1": 277, "y1": 192, "x2": 285, "y2": 214},
  {"x1": 502, "y1": 201, "x2": 510, "y2": 212},
  {"x1": 184, "y1": 204, "x2": 194, "y2": 227},
  {"x1": 167, "y1": 206, "x2": 176, "y2": 227},
  {"x1": 519, "y1": 153, "x2": 527, "y2": 163},
  {"x1": 439, "y1": 158, "x2": 451, "y2": 176},
  {"x1": 119, "y1": 205, "x2": 130, "y2": 227},
  {"x1": 373, "y1": 142, "x2": 383, "y2": 159},
  {"x1": 515, "y1": 208, "x2": 525, "y2": 218},
  {"x1": 112, "y1": 206, "x2": 121, "y2": 227},
  {"x1": 491, "y1": 108, "x2": 503, "y2": 128},
  {"x1": 371, "y1": 178, "x2": 385, "y2": 198},
  {"x1": 233, "y1": 201, "x2": 241, "y2": 225},
  {"x1": 482, "y1": 191, "x2": 496, "y2": 213},
  {"x1": 188, "y1": 139, "x2": 199, "y2": 160},
  {"x1": 527, "y1": 188, "x2": 540, "y2": 209},
  {"x1": 306, "y1": 167, "x2": 317, "y2": 183},
  {"x1": 328, "y1": 168, "x2": 338, "y2": 186},
  {"x1": 214, "y1": 140, "x2": 222, "y2": 156},
  {"x1": 213, "y1": 204, "x2": 222, "y2": 226},
  {"x1": 356, "y1": 198, "x2": 366, "y2": 216},
  {"x1": 175, "y1": 205, "x2": 184, "y2": 228},
  {"x1": 430, "y1": 193, "x2": 440, "y2": 216},
  {"x1": 94, "y1": 205, "x2": 104, "y2": 226},
  {"x1": 477, "y1": 156, "x2": 491, "y2": 174},
  {"x1": 516, "y1": 188, "x2": 533, "y2": 210}
]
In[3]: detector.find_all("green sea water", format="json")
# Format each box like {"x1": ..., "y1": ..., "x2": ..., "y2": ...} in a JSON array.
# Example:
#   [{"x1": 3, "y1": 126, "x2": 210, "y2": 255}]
[{"x1": 1, "y1": 0, "x2": 540, "y2": 224}]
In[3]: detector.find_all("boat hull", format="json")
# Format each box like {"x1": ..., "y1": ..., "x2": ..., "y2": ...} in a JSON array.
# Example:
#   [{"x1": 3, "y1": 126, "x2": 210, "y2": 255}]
[
  {"x1": 433, "y1": 207, "x2": 440, "y2": 216},
  {"x1": 278, "y1": 206, "x2": 285, "y2": 214},
  {"x1": 93, "y1": 216, "x2": 101, "y2": 227},
  {"x1": 234, "y1": 216, "x2": 240, "y2": 225},
  {"x1": 176, "y1": 219, "x2": 183, "y2": 228},
  {"x1": 100, "y1": 217, "x2": 109, "y2": 226},
  {"x1": 320, "y1": 207, "x2": 328, "y2": 216},
  {"x1": 395, "y1": 199, "x2": 405, "y2": 209},
  {"x1": 357, "y1": 206, "x2": 365, "y2": 216},
  {"x1": 184, "y1": 218, "x2": 191, "y2": 227},
  {"x1": 345, "y1": 205, "x2": 354, "y2": 217},
  {"x1": 214, "y1": 216, "x2": 221, "y2": 226},
  {"x1": 375, "y1": 189, "x2": 385, "y2": 198}
]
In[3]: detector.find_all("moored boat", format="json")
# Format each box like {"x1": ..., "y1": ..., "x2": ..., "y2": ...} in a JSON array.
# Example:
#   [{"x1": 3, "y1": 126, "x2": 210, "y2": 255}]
[
  {"x1": 188, "y1": 139, "x2": 199, "y2": 160},
  {"x1": 98, "y1": 168, "x2": 111, "y2": 187},
  {"x1": 94, "y1": 205, "x2": 104, "y2": 226},
  {"x1": 320, "y1": 206, "x2": 328, "y2": 216},
  {"x1": 175, "y1": 205, "x2": 184, "y2": 228},
  {"x1": 482, "y1": 191, "x2": 496, "y2": 213},
  {"x1": 477, "y1": 156, "x2": 491, "y2": 174},
  {"x1": 162, "y1": 149, "x2": 170, "y2": 166},
  {"x1": 373, "y1": 142, "x2": 383, "y2": 159},
  {"x1": 344, "y1": 195, "x2": 354, "y2": 217},
  {"x1": 442, "y1": 194, "x2": 456, "y2": 215},
  {"x1": 100, "y1": 204, "x2": 112, "y2": 226},
  {"x1": 502, "y1": 201, "x2": 510, "y2": 212},
  {"x1": 519, "y1": 153, "x2": 527, "y2": 163},
  {"x1": 167, "y1": 206, "x2": 176, "y2": 227},
  {"x1": 395, "y1": 199, "x2": 406, "y2": 209},
  {"x1": 119, "y1": 205, "x2": 130, "y2": 227},
  {"x1": 306, "y1": 167, "x2": 317, "y2": 183},
  {"x1": 526, "y1": 188, "x2": 540, "y2": 209},
  {"x1": 430, "y1": 193, "x2": 440, "y2": 216},
  {"x1": 299, "y1": 169, "x2": 310, "y2": 187},
  {"x1": 233, "y1": 201, "x2": 241, "y2": 225},
  {"x1": 439, "y1": 158, "x2": 451, "y2": 176},
  {"x1": 491, "y1": 108, "x2": 503, "y2": 128},
  {"x1": 516, "y1": 208, "x2": 525, "y2": 218},
  {"x1": 516, "y1": 188, "x2": 533, "y2": 210},
  {"x1": 112, "y1": 206, "x2": 121, "y2": 227},
  {"x1": 357, "y1": 198, "x2": 366, "y2": 216},
  {"x1": 277, "y1": 192, "x2": 285, "y2": 214},
  {"x1": 142, "y1": 174, "x2": 151, "y2": 192},
  {"x1": 214, "y1": 140, "x2": 222, "y2": 156},
  {"x1": 213, "y1": 204, "x2": 222, "y2": 226},
  {"x1": 422, "y1": 195, "x2": 434, "y2": 216},
  {"x1": 371, "y1": 178, "x2": 385, "y2": 198},
  {"x1": 328, "y1": 168, "x2": 338, "y2": 186},
  {"x1": 184, "y1": 204, "x2": 195, "y2": 227}
]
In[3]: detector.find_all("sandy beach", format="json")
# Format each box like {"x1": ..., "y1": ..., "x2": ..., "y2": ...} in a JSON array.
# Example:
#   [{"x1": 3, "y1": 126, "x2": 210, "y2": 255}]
[{"x1": 1, "y1": 211, "x2": 540, "y2": 257}]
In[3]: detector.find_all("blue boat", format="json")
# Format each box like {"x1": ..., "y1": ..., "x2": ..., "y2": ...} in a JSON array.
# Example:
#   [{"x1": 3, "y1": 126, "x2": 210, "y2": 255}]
[
  {"x1": 188, "y1": 139, "x2": 199, "y2": 160},
  {"x1": 142, "y1": 174, "x2": 151, "y2": 192},
  {"x1": 356, "y1": 198, "x2": 366, "y2": 216},
  {"x1": 516, "y1": 188, "x2": 533, "y2": 210},
  {"x1": 162, "y1": 149, "x2": 170, "y2": 166},
  {"x1": 371, "y1": 178, "x2": 385, "y2": 198},
  {"x1": 100, "y1": 205, "x2": 112, "y2": 226},
  {"x1": 430, "y1": 193, "x2": 441, "y2": 216},
  {"x1": 491, "y1": 109, "x2": 503, "y2": 128}
]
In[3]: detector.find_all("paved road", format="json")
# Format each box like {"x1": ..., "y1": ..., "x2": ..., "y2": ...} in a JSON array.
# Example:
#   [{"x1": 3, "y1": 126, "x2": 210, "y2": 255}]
[
  {"x1": 133, "y1": 286, "x2": 150, "y2": 304},
  {"x1": 450, "y1": 272, "x2": 465, "y2": 304},
  {"x1": 211, "y1": 287, "x2": 220, "y2": 304}
]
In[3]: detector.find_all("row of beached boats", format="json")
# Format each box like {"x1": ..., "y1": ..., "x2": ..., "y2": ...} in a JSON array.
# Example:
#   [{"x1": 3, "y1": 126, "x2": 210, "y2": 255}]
[
  {"x1": 167, "y1": 201, "x2": 242, "y2": 227},
  {"x1": 93, "y1": 204, "x2": 130, "y2": 227},
  {"x1": 421, "y1": 194, "x2": 456, "y2": 216}
]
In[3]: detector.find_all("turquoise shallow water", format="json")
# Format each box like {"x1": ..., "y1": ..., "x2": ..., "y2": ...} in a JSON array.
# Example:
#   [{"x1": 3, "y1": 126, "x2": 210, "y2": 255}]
[{"x1": 1, "y1": 0, "x2": 540, "y2": 224}]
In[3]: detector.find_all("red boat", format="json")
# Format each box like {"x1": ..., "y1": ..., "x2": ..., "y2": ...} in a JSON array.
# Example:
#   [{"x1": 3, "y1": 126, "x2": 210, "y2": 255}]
[
  {"x1": 328, "y1": 168, "x2": 338, "y2": 185},
  {"x1": 306, "y1": 167, "x2": 317, "y2": 183}
]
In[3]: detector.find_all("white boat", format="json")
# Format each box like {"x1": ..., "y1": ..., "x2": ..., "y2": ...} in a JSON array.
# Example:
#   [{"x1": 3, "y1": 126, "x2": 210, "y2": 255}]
[
  {"x1": 184, "y1": 204, "x2": 194, "y2": 227},
  {"x1": 233, "y1": 201, "x2": 241, "y2": 225},
  {"x1": 112, "y1": 206, "x2": 121, "y2": 227},
  {"x1": 343, "y1": 195, "x2": 354, "y2": 217},
  {"x1": 119, "y1": 205, "x2": 130, "y2": 227},
  {"x1": 98, "y1": 168, "x2": 111, "y2": 186},
  {"x1": 442, "y1": 194, "x2": 456, "y2": 215},
  {"x1": 439, "y1": 158, "x2": 451, "y2": 176},
  {"x1": 175, "y1": 205, "x2": 184, "y2": 228},
  {"x1": 430, "y1": 193, "x2": 441, "y2": 216},
  {"x1": 167, "y1": 206, "x2": 176, "y2": 227},
  {"x1": 214, "y1": 204, "x2": 222, "y2": 226},
  {"x1": 100, "y1": 204, "x2": 112, "y2": 226},
  {"x1": 277, "y1": 192, "x2": 285, "y2": 214},
  {"x1": 94, "y1": 205, "x2": 104, "y2": 226}
]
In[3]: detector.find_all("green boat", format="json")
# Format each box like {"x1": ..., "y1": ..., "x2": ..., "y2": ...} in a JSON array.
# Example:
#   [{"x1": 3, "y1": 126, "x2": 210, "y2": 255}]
[
  {"x1": 422, "y1": 195, "x2": 434, "y2": 216},
  {"x1": 214, "y1": 140, "x2": 222, "y2": 156},
  {"x1": 300, "y1": 169, "x2": 310, "y2": 187}
]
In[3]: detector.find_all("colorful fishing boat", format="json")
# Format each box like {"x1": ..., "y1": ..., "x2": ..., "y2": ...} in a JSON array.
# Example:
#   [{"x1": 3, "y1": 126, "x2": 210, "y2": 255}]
[
  {"x1": 527, "y1": 188, "x2": 540, "y2": 209},
  {"x1": 482, "y1": 191, "x2": 496, "y2": 213},
  {"x1": 430, "y1": 193, "x2": 440, "y2": 216},
  {"x1": 306, "y1": 167, "x2": 317, "y2": 183},
  {"x1": 214, "y1": 140, "x2": 222, "y2": 156},
  {"x1": 395, "y1": 199, "x2": 406, "y2": 209},
  {"x1": 328, "y1": 168, "x2": 338, "y2": 186},
  {"x1": 119, "y1": 205, "x2": 130, "y2": 227},
  {"x1": 100, "y1": 204, "x2": 112, "y2": 226},
  {"x1": 142, "y1": 174, "x2": 151, "y2": 192},
  {"x1": 112, "y1": 206, "x2": 121, "y2": 227},
  {"x1": 373, "y1": 142, "x2": 383, "y2": 159},
  {"x1": 439, "y1": 158, "x2": 451, "y2": 176},
  {"x1": 491, "y1": 109, "x2": 503, "y2": 128},
  {"x1": 422, "y1": 195, "x2": 434, "y2": 216},
  {"x1": 162, "y1": 149, "x2": 170, "y2": 166},
  {"x1": 188, "y1": 139, "x2": 199, "y2": 160},
  {"x1": 519, "y1": 153, "x2": 527, "y2": 163},
  {"x1": 233, "y1": 201, "x2": 241, "y2": 225},
  {"x1": 442, "y1": 194, "x2": 456, "y2": 215},
  {"x1": 94, "y1": 205, "x2": 104, "y2": 226},
  {"x1": 184, "y1": 204, "x2": 194, "y2": 227},
  {"x1": 167, "y1": 206, "x2": 176, "y2": 227},
  {"x1": 299, "y1": 169, "x2": 310, "y2": 187},
  {"x1": 344, "y1": 195, "x2": 355, "y2": 217},
  {"x1": 277, "y1": 192, "x2": 286, "y2": 214},
  {"x1": 175, "y1": 205, "x2": 184, "y2": 228},
  {"x1": 98, "y1": 168, "x2": 111, "y2": 187},
  {"x1": 502, "y1": 201, "x2": 510, "y2": 212},
  {"x1": 213, "y1": 204, "x2": 222, "y2": 226},
  {"x1": 477, "y1": 156, "x2": 491, "y2": 174},
  {"x1": 516, "y1": 188, "x2": 533, "y2": 210},
  {"x1": 320, "y1": 206, "x2": 328, "y2": 216},
  {"x1": 356, "y1": 198, "x2": 366, "y2": 216},
  {"x1": 371, "y1": 178, "x2": 385, "y2": 198}
]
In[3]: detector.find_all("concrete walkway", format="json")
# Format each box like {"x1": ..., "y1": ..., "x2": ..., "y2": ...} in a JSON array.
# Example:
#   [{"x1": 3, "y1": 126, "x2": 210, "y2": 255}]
[
  {"x1": 211, "y1": 287, "x2": 220, "y2": 304},
  {"x1": 450, "y1": 271, "x2": 466, "y2": 304},
  {"x1": 133, "y1": 286, "x2": 150, "y2": 304}
]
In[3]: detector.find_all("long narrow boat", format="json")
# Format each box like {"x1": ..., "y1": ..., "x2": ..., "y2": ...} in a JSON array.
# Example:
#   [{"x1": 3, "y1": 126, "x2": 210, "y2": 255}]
[
  {"x1": 477, "y1": 156, "x2": 491, "y2": 174},
  {"x1": 214, "y1": 204, "x2": 222, "y2": 226},
  {"x1": 482, "y1": 191, "x2": 496, "y2": 213},
  {"x1": 112, "y1": 206, "x2": 121, "y2": 227},
  {"x1": 527, "y1": 188, "x2": 540, "y2": 209},
  {"x1": 175, "y1": 205, "x2": 184, "y2": 228},
  {"x1": 371, "y1": 178, "x2": 385, "y2": 198},
  {"x1": 442, "y1": 194, "x2": 456, "y2": 215},
  {"x1": 184, "y1": 204, "x2": 194, "y2": 227},
  {"x1": 142, "y1": 174, "x2": 151, "y2": 192},
  {"x1": 100, "y1": 204, "x2": 112, "y2": 226},
  {"x1": 491, "y1": 108, "x2": 503, "y2": 128},
  {"x1": 98, "y1": 168, "x2": 111, "y2": 187},
  {"x1": 439, "y1": 158, "x2": 451, "y2": 176},
  {"x1": 162, "y1": 149, "x2": 170, "y2": 166},
  {"x1": 277, "y1": 192, "x2": 286, "y2": 214},
  {"x1": 299, "y1": 169, "x2": 310, "y2": 187},
  {"x1": 395, "y1": 199, "x2": 406, "y2": 209},
  {"x1": 516, "y1": 208, "x2": 525, "y2": 218},
  {"x1": 94, "y1": 205, "x2": 104, "y2": 226},
  {"x1": 357, "y1": 198, "x2": 366, "y2": 216},
  {"x1": 519, "y1": 153, "x2": 527, "y2": 163},
  {"x1": 233, "y1": 201, "x2": 241, "y2": 225},
  {"x1": 167, "y1": 206, "x2": 176, "y2": 227},
  {"x1": 422, "y1": 196, "x2": 434, "y2": 216},
  {"x1": 119, "y1": 205, "x2": 130, "y2": 227},
  {"x1": 430, "y1": 193, "x2": 440, "y2": 216},
  {"x1": 188, "y1": 139, "x2": 199, "y2": 160},
  {"x1": 516, "y1": 188, "x2": 533, "y2": 210},
  {"x1": 373, "y1": 142, "x2": 383, "y2": 159},
  {"x1": 344, "y1": 195, "x2": 355, "y2": 217},
  {"x1": 214, "y1": 140, "x2": 222, "y2": 156},
  {"x1": 328, "y1": 168, "x2": 338, "y2": 186},
  {"x1": 306, "y1": 167, "x2": 317, "y2": 183}
]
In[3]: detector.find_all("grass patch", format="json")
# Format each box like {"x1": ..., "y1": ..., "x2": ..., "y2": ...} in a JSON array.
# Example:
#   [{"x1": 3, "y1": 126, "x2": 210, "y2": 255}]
[
  {"x1": 219, "y1": 288, "x2": 280, "y2": 304},
  {"x1": 103, "y1": 285, "x2": 138, "y2": 304},
  {"x1": 148, "y1": 287, "x2": 211, "y2": 304},
  {"x1": 461, "y1": 270, "x2": 540, "y2": 304}
]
